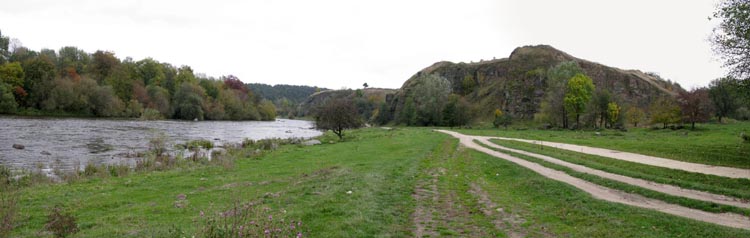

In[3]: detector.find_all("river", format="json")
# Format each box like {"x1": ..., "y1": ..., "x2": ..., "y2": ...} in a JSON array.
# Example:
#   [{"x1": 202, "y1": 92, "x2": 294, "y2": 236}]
[{"x1": 0, "y1": 117, "x2": 322, "y2": 173}]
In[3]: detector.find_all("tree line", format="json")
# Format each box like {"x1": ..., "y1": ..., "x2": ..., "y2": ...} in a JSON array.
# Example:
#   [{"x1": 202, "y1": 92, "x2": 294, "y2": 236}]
[{"x1": 0, "y1": 30, "x2": 275, "y2": 121}]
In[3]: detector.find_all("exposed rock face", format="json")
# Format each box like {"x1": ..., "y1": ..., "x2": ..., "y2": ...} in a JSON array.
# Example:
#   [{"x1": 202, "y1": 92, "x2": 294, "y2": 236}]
[{"x1": 389, "y1": 45, "x2": 681, "y2": 120}]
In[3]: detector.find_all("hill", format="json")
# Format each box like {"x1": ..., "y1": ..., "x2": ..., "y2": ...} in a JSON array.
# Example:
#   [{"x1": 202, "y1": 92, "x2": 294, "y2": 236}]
[
  {"x1": 247, "y1": 83, "x2": 323, "y2": 105},
  {"x1": 297, "y1": 88, "x2": 397, "y2": 120},
  {"x1": 385, "y1": 45, "x2": 682, "y2": 125}
]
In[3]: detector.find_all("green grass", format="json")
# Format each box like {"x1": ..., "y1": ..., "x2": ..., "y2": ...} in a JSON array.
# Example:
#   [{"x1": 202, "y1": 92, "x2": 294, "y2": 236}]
[
  {"x1": 453, "y1": 147, "x2": 750, "y2": 237},
  {"x1": 475, "y1": 140, "x2": 750, "y2": 216},
  {"x1": 456, "y1": 122, "x2": 750, "y2": 168},
  {"x1": 486, "y1": 139, "x2": 750, "y2": 200},
  {"x1": 5, "y1": 128, "x2": 750, "y2": 237}
]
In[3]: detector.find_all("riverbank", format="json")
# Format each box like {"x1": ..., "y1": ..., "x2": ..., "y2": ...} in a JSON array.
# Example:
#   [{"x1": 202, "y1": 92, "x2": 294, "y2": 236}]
[{"x1": 3, "y1": 127, "x2": 749, "y2": 237}]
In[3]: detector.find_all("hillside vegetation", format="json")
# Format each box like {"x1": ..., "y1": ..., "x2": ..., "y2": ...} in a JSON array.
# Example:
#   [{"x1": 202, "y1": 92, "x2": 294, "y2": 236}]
[
  {"x1": 381, "y1": 45, "x2": 684, "y2": 127},
  {"x1": 0, "y1": 30, "x2": 275, "y2": 121}
]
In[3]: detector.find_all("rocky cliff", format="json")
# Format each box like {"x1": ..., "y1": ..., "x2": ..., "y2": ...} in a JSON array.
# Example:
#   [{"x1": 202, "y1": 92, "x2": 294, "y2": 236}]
[{"x1": 389, "y1": 45, "x2": 681, "y2": 121}]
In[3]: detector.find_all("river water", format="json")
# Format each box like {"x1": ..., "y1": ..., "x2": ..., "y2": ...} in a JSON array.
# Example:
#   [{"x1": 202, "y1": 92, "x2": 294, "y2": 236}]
[{"x1": 0, "y1": 117, "x2": 321, "y2": 173}]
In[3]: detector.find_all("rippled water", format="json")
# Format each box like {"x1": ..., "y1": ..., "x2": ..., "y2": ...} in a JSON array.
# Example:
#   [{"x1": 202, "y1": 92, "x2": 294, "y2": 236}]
[{"x1": 0, "y1": 117, "x2": 321, "y2": 172}]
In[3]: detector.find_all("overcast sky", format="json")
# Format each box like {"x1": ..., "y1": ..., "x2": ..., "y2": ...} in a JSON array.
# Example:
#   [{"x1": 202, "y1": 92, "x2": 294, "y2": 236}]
[{"x1": 1, "y1": 0, "x2": 724, "y2": 89}]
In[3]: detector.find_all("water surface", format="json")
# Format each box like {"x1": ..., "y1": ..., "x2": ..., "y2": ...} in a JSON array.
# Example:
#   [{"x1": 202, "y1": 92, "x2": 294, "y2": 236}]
[{"x1": 0, "y1": 117, "x2": 321, "y2": 172}]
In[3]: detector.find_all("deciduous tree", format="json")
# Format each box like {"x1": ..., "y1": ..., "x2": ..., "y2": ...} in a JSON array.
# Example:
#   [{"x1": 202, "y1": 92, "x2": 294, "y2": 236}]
[
  {"x1": 711, "y1": 0, "x2": 750, "y2": 80},
  {"x1": 677, "y1": 88, "x2": 714, "y2": 129},
  {"x1": 650, "y1": 97, "x2": 681, "y2": 129},
  {"x1": 708, "y1": 77, "x2": 740, "y2": 122},
  {"x1": 314, "y1": 98, "x2": 363, "y2": 140},
  {"x1": 625, "y1": 107, "x2": 645, "y2": 128},
  {"x1": 564, "y1": 73, "x2": 595, "y2": 128},
  {"x1": 541, "y1": 61, "x2": 583, "y2": 128}
]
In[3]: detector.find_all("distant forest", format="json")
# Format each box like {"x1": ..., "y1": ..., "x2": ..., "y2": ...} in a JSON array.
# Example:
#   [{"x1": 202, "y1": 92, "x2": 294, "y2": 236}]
[
  {"x1": 0, "y1": 30, "x2": 275, "y2": 121},
  {"x1": 247, "y1": 83, "x2": 323, "y2": 118}
]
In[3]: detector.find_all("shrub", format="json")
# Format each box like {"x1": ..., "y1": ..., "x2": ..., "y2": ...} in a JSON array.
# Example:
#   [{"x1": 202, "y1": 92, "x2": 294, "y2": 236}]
[
  {"x1": 141, "y1": 108, "x2": 165, "y2": 120},
  {"x1": 197, "y1": 200, "x2": 304, "y2": 238},
  {"x1": 0, "y1": 193, "x2": 17, "y2": 237},
  {"x1": 44, "y1": 205, "x2": 79, "y2": 238},
  {"x1": 82, "y1": 163, "x2": 99, "y2": 177},
  {"x1": 187, "y1": 140, "x2": 214, "y2": 150},
  {"x1": 149, "y1": 133, "x2": 168, "y2": 157}
]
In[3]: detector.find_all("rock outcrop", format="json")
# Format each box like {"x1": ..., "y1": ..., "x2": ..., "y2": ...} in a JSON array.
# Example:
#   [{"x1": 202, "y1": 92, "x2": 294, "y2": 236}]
[{"x1": 388, "y1": 45, "x2": 681, "y2": 120}]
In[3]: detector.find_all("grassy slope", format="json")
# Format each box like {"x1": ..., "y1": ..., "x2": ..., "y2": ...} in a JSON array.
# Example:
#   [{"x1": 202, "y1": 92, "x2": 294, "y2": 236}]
[
  {"x1": 456, "y1": 122, "x2": 750, "y2": 168},
  {"x1": 8, "y1": 128, "x2": 750, "y2": 237}
]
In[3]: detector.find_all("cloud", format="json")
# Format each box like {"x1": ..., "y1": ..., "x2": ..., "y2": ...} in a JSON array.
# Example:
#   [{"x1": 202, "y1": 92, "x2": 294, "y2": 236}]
[{"x1": 0, "y1": 0, "x2": 724, "y2": 89}]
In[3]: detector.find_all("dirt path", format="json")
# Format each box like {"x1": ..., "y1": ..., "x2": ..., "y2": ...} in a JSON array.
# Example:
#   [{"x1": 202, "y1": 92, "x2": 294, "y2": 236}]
[
  {"x1": 437, "y1": 130, "x2": 750, "y2": 230},
  {"x1": 412, "y1": 144, "x2": 490, "y2": 237},
  {"x1": 480, "y1": 135, "x2": 750, "y2": 179},
  {"x1": 474, "y1": 137, "x2": 750, "y2": 209}
]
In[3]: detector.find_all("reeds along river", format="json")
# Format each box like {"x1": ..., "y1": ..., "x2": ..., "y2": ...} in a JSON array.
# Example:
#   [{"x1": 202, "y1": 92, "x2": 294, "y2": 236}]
[{"x1": 0, "y1": 117, "x2": 321, "y2": 173}]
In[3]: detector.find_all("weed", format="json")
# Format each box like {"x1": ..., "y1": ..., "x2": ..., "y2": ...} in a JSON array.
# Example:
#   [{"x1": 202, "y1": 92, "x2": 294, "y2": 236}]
[
  {"x1": 149, "y1": 133, "x2": 168, "y2": 157},
  {"x1": 187, "y1": 139, "x2": 214, "y2": 150},
  {"x1": 44, "y1": 205, "x2": 79, "y2": 238},
  {"x1": 197, "y1": 199, "x2": 304, "y2": 238},
  {"x1": 0, "y1": 193, "x2": 17, "y2": 237}
]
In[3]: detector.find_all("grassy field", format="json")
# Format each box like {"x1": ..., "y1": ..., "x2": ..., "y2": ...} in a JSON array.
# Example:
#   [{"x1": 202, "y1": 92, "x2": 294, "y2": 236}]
[
  {"x1": 456, "y1": 122, "x2": 750, "y2": 168},
  {"x1": 485, "y1": 139, "x2": 750, "y2": 200},
  {"x1": 479, "y1": 139, "x2": 750, "y2": 215},
  {"x1": 4, "y1": 128, "x2": 750, "y2": 237}
]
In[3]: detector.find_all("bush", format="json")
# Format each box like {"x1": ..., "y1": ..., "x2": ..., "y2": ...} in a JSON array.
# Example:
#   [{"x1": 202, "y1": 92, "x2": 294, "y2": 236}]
[
  {"x1": 45, "y1": 205, "x2": 79, "y2": 238},
  {"x1": 197, "y1": 200, "x2": 304, "y2": 238},
  {"x1": 141, "y1": 108, "x2": 165, "y2": 120},
  {"x1": 187, "y1": 139, "x2": 214, "y2": 150},
  {"x1": 149, "y1": 133, "x2": 168, "y2": 157},
  {"x1": 0, "y1": 193, "x2": 17, "y2": 237}
]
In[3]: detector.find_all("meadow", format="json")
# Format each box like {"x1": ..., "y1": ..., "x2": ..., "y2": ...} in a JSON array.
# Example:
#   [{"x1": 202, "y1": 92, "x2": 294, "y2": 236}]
[{"x1": 2, "y1": 126, "x2": 749, "y2": 237}]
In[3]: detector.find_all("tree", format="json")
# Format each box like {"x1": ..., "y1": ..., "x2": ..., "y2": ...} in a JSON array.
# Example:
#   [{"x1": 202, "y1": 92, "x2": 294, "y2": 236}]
[
  {"x1": 146, "y1": 85, "x2": 171, "y2": 117},
  {"x1": 314, "y1": 98, "x2": 363, "y2": 140},
  {"x1": 410, "y1": 74, "x2": 451, "y2": 126},
  {"x1": 23, "y1": 56, "x2": 57, "y2": 108},
  {"x1": 57, "y1": 46, "x2": 90, "y2": 79},
  {"x1": 708, "y1": 77, "x2": 740, "y2": 122},
  {"x1": 0, "y1": 30, "x2": 9, "y2": 64},
  {"x1": 607, "y1": 102, "x2": 621, "y2": 128},
  {"x1": 175, "y1": 66, "x2": 196, "y2": 87},
  {"x1": 650, "y1": 97, "x2": 681, "y2": 129},
  {"x1": 443, "y1": 94, "x2": 471, "y2": 127},
  {"x1": 677, "y1": 88, "x2": 714, "y2": 129},
  {"x1": 493, "y1": 108, "x2": 511, "y2": 129},
  {"x1": 172, "y1": 83, "x2": 205, "y2": 120},
  {"x1": 363, "y1": 82, "x2": 369, "y2": 88},
  {"x1": 257, "y1": 99, "x2": 276, "y2": 121},
  {"x1": 0, "y1": 83, "x2": 18, "y2": 113},
  {"x1": 461, "y1": 75, "x2": 476, "y2": 95},
  {"x1": 541, "y1": 61, "x2": 584, "y2": 128},
  {"x1": 625, "y1": 107, "x2": 645, "y2": 128},
  {"x1": 564, "y1": 73, "x2": 595, "y2": 128},
  {"x1": 89, "y1": 50, "x2": 120, "y2": 83},
  {"x1": 711, "y1": 0, "x2": 750, "y2": 80},
  {"x1": 0, "y1": 62, "x2": 24, "y2": 88},
  {"x1": 590, "y1": 89, "x2": 612, "y2": 128},
  {"x1": 374, "y1": 102, "x2": 393, "y2": 125},
  {"x1": 136, "y1": 58, "x2": 166, "y2": 87}
]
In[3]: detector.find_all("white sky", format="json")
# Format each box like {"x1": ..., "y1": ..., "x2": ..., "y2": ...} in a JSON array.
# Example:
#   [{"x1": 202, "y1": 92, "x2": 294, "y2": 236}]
[{"x1": 1, "y1": 0, "x2": 725, "y2": 89}]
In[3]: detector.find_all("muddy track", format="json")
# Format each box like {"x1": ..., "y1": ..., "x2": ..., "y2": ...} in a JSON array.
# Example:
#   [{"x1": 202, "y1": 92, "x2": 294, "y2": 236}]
[
  {"x1": 437, "y1": 130, "x2": 750, "y2": 230},
  {"x1": 481, "y1": 135, "x2": 750, "y2": 179},
  {"x1": 474, "y1": 137, "x2": 750, "y2": 209}
]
